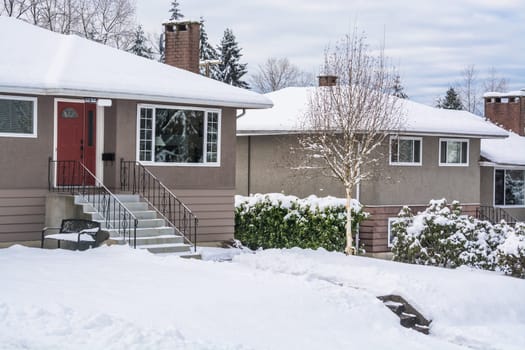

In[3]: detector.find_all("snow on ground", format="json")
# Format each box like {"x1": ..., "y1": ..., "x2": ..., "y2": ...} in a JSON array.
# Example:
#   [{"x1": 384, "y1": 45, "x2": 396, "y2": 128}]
[{"x1": 1, "y1": 245, "x2": 524, "y2": 350}]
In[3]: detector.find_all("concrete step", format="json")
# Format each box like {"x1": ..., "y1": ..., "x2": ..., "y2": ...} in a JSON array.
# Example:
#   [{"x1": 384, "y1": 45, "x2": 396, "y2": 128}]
[
  {"x1": 98, "y1": 218, "x2": 165, "y2": 229},
  {"x1": 140, "y1": 243, "x2": 193, "y2": 254},
  {"x1": 108, "y1": 226, "x2": 175, "y2": 238},
  {"x1": 109, "y1": 234, "x2": 185, "y2": 245}
]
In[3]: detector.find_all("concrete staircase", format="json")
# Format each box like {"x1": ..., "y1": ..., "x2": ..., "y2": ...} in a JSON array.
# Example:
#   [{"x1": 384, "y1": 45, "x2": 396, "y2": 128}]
[
  {"x1": 378, "y1": 294, "x2": 431, "y2": 335},
  {"x1": 75, "y1": 194, "x2": 199, "y2": 257}
]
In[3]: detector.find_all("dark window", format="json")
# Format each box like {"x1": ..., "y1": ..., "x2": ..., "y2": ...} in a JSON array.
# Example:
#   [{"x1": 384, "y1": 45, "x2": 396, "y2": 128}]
[
  {"x1": 0, "y1": 97, "x2": 35, "y2": 135},
  {"x1": 495, "y1": 169, "x2": 525, "y2": 206},
  {"x1": 87, "y1": 111, "x2": 94, "y2": 146}
]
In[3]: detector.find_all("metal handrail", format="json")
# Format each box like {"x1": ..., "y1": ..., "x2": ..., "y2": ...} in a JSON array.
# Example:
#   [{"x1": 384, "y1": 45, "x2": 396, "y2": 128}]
[
  {"x1": 476, "y1": 205, "x2": 519, "y2": 225},
  {"x1": 120, "y1": 159, "x2": 198, "y2": 252},
  {"x1": 48, "y1": 158, "x2": 138, "y2": 248}
]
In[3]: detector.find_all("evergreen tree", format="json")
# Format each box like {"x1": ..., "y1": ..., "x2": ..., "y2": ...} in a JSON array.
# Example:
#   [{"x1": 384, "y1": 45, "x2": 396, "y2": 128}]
[
  {"x1": 215, "y1": 28, "x2": 249, "y2": 88},
  {"x1": 168, "y1": 0, "x2": 183, "y2": 21},
  {"x1": 392, "y1": 74, "x2": 408, "y2": 99},
  {"x1": 128, "y1": 25, "x2": 154, "y2": 59},
  {"x1": 436, "y1": 87, "x2": 464, "y2": 110},
  {"x1": 199, "y1": 18, "x2": 219, "y2": 76}
]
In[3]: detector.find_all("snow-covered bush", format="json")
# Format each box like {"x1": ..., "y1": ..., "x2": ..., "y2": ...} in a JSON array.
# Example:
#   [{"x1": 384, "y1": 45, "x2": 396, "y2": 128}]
[
  {"x1": 392, "y1": 199, "x2": 525, "y2": 278},
  {"x1": 497, "y1": 223, "x2": 525, "y2": 278},
  {"x1": 234, "y1": 194, "x2": 368, "y2": 252},
  {"x1": 391, "y1": 199, "x2": 467, "y2": 267}
]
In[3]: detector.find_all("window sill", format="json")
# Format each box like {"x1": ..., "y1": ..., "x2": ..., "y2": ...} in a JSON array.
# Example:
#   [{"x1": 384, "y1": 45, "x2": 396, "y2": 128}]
[
  {"x1": 438, "y1": 163, "x2": 469, "y2": 167},
  {"x1": 138, "y1": 161, "x2": 221, "y2": 168},
  {"x1": 389, "y1": 162, "x2": 422, "y2": 167},
  {"x1": 0, "y1": 132, "x2": 37, "y2": 138}
]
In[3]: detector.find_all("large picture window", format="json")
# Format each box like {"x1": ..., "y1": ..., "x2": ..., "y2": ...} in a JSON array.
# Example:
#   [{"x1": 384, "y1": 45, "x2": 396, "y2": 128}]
[
  {"x1": 390, "y1": 136, "x2": 422, "y2": 165},
  {"x1": 495, "y1": 169, "x2": 525, "y2": 206},
  {"x1": 440, "y1": 139, "x2": 469, "y2": 166},
  {"x1": 137, "y1": 105, "x2": 220, "y2": 165},
  {"x1": 0, "y1": 95, "x2": 37, "y2": 137}
]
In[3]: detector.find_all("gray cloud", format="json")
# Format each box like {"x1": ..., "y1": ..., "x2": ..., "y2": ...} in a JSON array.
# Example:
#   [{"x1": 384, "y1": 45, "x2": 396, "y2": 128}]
[{"x1": 137, "y1": 0, "x2": 525, "y2": 106}]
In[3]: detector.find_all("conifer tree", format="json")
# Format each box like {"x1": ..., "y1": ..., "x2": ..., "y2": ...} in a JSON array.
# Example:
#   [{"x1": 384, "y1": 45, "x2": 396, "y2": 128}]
[
  {"x1": 392, "y1": 74, "x2": 408, "y2": 99},
  {"x1": 199, "y1": 18, "x2": 219, "y2": 76},
  {"x1": 128, "y1": 25, "x2": 154, "y2": 59},
  {"x1": 215, "y1": 28, "x2": 249, "y2": 88},
  {"x1": 436, "y1": 87, "x2": 464, "y2": 110},
  {"x1": 168, "y1": 0, "x2": 183, "y2": 20}
]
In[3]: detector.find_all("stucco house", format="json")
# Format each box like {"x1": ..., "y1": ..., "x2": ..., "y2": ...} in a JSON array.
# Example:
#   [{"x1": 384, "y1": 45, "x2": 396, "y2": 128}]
[
  {"x1": 480, "y1": 90, "x2": 525, "y2": 222},
  {"x1": 236, "y1": 78, "x2": 508, "y2": 255},
  {"x1": 0, "y1": 17, "x2": 272, "y2": 252}
]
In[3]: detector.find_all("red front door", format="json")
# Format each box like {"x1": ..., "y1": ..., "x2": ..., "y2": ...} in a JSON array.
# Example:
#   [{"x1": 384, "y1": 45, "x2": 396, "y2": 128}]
[{"x1": 56, "y1": 101, "x2": 97, "y2": 185}]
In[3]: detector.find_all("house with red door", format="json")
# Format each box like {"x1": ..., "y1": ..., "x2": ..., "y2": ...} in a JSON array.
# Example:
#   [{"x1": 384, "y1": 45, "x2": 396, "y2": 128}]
[{"x1": 0, "y1": 17, "x2": 272, "y2": 253}]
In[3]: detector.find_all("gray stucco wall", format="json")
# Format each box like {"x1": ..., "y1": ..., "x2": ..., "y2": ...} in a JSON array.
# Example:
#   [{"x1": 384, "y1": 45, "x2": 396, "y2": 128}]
[
  {"x1": 237, "y1": 134, "x2": 482, "y2": 206},
  {"x1": 480, "y1": 165, "x2": 525, "y2": 221}
]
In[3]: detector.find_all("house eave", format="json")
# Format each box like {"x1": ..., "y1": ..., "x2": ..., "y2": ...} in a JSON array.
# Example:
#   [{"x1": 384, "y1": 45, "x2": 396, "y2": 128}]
[
  {"x1": 237, "y1": 129, "x2": 508, "y2": 138},
  {"x1": 479, "y1": 161, "x2": 525, "y2": 168},
  {"x1": 0, "y1": 85, "x2": 274, "y2": 110}
]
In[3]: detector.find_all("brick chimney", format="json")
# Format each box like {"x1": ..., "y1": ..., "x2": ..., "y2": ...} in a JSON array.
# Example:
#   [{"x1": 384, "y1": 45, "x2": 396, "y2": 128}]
[
  {"x1": 484, "y1": 90, "x2": 525, "y2": 136},
  {"x1": 318, "y1": 75, "x2": 337, "y2": 87},
  {"x1": 163, "y1": 20, "x2": 200, "y2": 74}
]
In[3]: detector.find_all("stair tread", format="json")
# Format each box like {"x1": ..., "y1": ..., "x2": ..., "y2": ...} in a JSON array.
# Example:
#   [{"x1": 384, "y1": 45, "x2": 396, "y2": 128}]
[
  {"x1": 138, "y1": 243, "x2": 191, "y2": 248},
  {"x1": 110, "y1": 234, "x2": 182, "y2": 241}
]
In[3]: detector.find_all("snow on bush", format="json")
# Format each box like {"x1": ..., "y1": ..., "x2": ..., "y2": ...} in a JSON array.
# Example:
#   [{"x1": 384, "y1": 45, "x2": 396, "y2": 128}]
[
  {"x1": 235, "y1": 193, "x2": 367, "y2": 252},
  {"x1": 392, "y1": 199, "x2": 525, "y2": 278}
]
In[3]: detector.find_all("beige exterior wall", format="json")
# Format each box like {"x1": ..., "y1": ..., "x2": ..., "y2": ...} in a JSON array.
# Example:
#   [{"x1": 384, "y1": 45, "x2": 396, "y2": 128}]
[
  {"x1": 236, "y1": 135, "x2": 346, "y2": 197},
  {"x1": 237, "y1": 134, "x2": 481, "y2": 206},
  {"x1": 0, "y1": 94, "x2": 238, "y2": 244},
  {"x1": 480, "y1": 165, "x2": 525, "y2": 221}
]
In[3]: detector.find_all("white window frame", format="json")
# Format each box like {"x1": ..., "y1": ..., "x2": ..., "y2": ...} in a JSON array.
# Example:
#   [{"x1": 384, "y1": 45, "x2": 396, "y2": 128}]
[
  {"x1": 493, "y1": 167, "x2": 525, "y2": 208},
  {"x1": 389, "y1": 136, "x2": 422, "y2": 166},
  {"x1": 0, "y1": 95, "x2": 37, "y2": 138},
  {"x1": 387, "y1": 217, "x2": 398, "y2": 248},
  {"x1": 439, "y1": 138, "x2": 469, "y2": 167},
  {"x1": 136, "y1": 103, "x2": 221, "y2": 167}
]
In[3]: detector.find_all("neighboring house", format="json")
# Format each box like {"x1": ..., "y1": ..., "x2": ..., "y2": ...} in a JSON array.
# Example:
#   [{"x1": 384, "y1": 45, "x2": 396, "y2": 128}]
[
  {"x1": 480, "y1": 90, "x2": 525, "y2": 222},
  {"x1": 0, "y1": 17, "x2": 272, "y2": 251},
  {"x1": 236, "y1": 78, "x2": 507, "y2": 255}
]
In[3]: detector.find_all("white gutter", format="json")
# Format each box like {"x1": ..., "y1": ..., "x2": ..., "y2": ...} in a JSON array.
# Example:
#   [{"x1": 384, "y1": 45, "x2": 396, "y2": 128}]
[{"x1": 0, "y1": 85, "x2": 274, "y2": 110}]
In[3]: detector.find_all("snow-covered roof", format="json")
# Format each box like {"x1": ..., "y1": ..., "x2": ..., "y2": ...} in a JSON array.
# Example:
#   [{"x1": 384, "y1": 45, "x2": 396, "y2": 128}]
[
  {"x1": 481, "y1": 131, "x2": 525, "y2": 166},
  {"x1": 483, "y1": 90, "x2": 525, "y2": 98},
  {"x1": 237, "y1": 86, "x2": 508, "y2": 138},
  {"x1": 0, "y1": 17, "x2": 272, "y2": 109}
]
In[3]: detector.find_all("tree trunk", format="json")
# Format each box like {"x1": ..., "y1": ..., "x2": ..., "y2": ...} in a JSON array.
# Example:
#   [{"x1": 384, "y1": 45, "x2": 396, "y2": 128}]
[{"x1": 345, "y1": 187, "x2": 355, "y2": 255}]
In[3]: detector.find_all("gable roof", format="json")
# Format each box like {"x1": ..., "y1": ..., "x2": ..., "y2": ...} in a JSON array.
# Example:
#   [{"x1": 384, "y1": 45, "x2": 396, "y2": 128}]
[
  {"x1": 0, "y1": 17, "x2": 272, "y2": 109},
  {"x1": 237, "y1": 87, "x2": 508, "y2": 138},
  {"x1": 481, "y1": 131, "x2": 525, "y2": 166}
]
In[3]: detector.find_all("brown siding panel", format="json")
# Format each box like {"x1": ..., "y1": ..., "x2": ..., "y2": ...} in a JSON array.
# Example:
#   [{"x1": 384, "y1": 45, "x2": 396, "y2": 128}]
[
  {"x1": 171, "y1": 188, "x2": 235, "y2": 244},
  {"x1": 0, "y1": 190, "x2": 47, "y2": 242}
]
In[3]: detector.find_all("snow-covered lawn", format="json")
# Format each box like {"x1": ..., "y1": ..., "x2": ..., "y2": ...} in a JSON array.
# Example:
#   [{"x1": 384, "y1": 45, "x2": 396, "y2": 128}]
[{"x1": 1, "y1": 246, "x2": 524, "y2": 350}]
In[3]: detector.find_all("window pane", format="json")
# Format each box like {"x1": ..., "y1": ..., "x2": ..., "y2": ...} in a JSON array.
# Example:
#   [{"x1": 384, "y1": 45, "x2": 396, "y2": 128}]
[
  {"x1": 440, "y1": 141, "x2": 447, "y2": 163},
  {"x1": 504, "y1": 170, "x2": 524, "y2": 205},
  {"x1": 461, "y1": 142, "x2": 468, "y2": 163},
  {"x1": 495, "y1": 169, "x2": 504, "y2": 205},
  {"x1": 206, "y1": 112, "x2": 218, "y2": 163},
  {"x1": 413, "y1": 140, "x2": 421, "y2": 163},
  {"x1": 139, "y1": 107, "x2": 153, "y2": 161},
  {"x1": 398, "y1": 139, "x2": 414, "y2": 163},
  {"x1": 155, "y1": 109, "x2": 204, "y2": 163},
  {"x1": 447, "y1": 141, "x2": 461, "y2": 163},
  {"x1": 390, "y1": 139, "x2": 398, "y2": 163},
  {"x1": 0, "y1": 98, "x2": 34, "y2": 134}
]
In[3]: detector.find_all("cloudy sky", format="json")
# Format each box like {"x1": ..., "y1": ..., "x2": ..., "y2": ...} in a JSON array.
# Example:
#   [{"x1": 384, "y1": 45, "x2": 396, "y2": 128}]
[{"x1": 136, "y1": 0, "x2": 525, "y2": 106}]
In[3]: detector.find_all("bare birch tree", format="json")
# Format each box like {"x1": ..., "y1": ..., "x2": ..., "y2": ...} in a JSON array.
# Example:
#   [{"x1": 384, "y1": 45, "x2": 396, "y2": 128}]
[
  {"x1": 2, "y1": 0, "x2": 135, "y2": 49},
  {"x1": 251, "y1": 57, "x2": 314, "y2": 93},
  {"x1": 483, "y1": 66, "x2": 508, "y2": 93},
  {"x1": 299, "y1": 31, "x2": 403, "y2": 255},
  {"x1": 459, "y1": 64, "x2": 479, "y2": 114}
]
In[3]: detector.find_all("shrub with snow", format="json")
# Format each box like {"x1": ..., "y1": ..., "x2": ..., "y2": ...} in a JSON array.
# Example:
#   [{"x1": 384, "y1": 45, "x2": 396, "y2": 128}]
[
  {"x1": 234, "y1": 194, "x2": 367, "y2": 253},
  {"x1": 497, "y1": 223, "x2": 525, "y2": 278},
  {"x1": 392, "y1": 199, "x2": 525, "y2": 278}
]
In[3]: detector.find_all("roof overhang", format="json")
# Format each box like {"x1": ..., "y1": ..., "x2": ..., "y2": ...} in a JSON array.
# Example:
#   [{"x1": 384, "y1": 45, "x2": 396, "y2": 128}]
[
  {"x1": 237, "y1": 129, "x2": 509, "y2": 138},
  {"x1": 0, "y1": 85, "x2": 273, "y2": 109}
]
